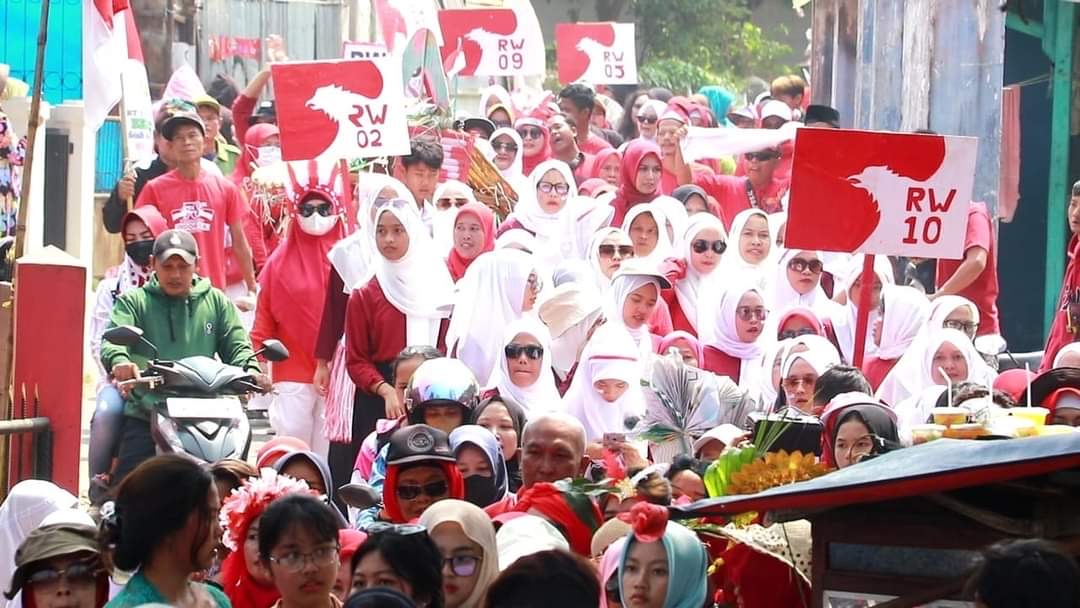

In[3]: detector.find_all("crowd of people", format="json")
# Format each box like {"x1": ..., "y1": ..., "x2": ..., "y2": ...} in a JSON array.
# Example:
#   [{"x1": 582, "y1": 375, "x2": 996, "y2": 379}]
[{"x1": 1, "y1": 41, "x2": 1079, "y2": 608}]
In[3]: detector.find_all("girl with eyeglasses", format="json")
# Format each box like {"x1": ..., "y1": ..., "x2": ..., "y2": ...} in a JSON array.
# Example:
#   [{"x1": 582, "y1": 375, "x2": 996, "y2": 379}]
[
  {"x1": 350, "y1": 524, "x2": 443, "y2": 608},
  {"x1": 634, "y1": 100, "x2": 666, "y2": 142},
  {"x1": 495, "y1": 160, "x2": 577, "y2": 275},
  {"x1": 511, "y1": 116, "x2": 550, "y2": 176},
  {"x1": 820, "y1": 395, "x2": 901, "y2": 469},
  {"x1": 768, "y1": 249, "x2": 839, "y2": 321},
  {"x1": 701, "y1": 282, "x2": 769, "y2": 386},
  {"x1": 253, "y1": 159, "x2": 348, "y2": 466},
  {"x1": 772, "y1": 307, "x2": 824, "y2": 342},
  {"x1": 663, "y1": 214, "x2": 727, "y2": 338},
  {"x1": 446, "y1": 202, "x2": 495, "y2": 283},
  {"x1": 258, "y1": 494, "x2": 343, "y2": 608},
  {"x1": 609, "y1": 140, "x2": 663, "y2": 228},
  {"x1": 863, "y1": 286, "x2": 931, "y2": 393},
  {"x1": 486, "y1": 319, "x2": 561, "y2": 417},
  {"x1": 487, "y1": 128, "x2": 526, "y2": 189},
  {"x1": 418, "y1": 501, "x2": 498, "y2": 608},
  {"x1": 779, "y1": 348, "x2": 839, "y2": 415},
  {"x1": 562, "y1": 323, "x2": 646, "y2": 444},
  {"x1": 930, "y1": 295, "x2": 982, "y2": 341}
]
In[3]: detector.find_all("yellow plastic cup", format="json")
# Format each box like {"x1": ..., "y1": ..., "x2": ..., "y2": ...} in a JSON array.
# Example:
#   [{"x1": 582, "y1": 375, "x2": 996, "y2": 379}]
[{"x1": 1009, "y1": 407, "x2": 1050, "y2": 427}]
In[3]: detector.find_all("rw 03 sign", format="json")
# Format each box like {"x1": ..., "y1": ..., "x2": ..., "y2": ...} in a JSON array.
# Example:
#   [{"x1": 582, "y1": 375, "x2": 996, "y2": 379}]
[
  {"x1": 785, "y1": 129, "x2": 978, "y2": 259},
  {"x1": 270, "y1": 58, "x2": 410, "y2": 161},
  {"x1": 555, "y1": 22, "x2": 638, "y2": 85}
]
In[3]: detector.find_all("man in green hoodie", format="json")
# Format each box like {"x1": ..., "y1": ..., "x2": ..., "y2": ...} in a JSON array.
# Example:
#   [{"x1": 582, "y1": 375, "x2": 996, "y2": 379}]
[{"x1": 101, "y1": 228, "x2": 269, "y2": 482}]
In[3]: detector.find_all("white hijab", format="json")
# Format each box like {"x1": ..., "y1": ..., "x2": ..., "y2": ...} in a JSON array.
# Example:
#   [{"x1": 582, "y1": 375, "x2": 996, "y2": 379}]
[
  {"x1": 0, "y1": 481, "x2": 78, "y2": 608},
  {"x1": 328, "y1": 174, "x2": 414, "y2": 291},
  {"x1": 875, "y1": 285, "x2": 931, "y2": 360},
  {"x1": 490, "y1": 318, "x2": 563, "y2": 416},
  {"x1": 431, "y1": 180, "x2": 478, "y2": 255},
  {"x1": 877, "y1": 326, "x2": 986, "y2": 408},
  {"x1": 768, "y1": 249, "x2": 837, "y2": 319},
  {"x1": 717, "y1": 208, "x2": 774, "y2": 289},
  {"x1": 561, "y1": 323, "x2": 647, "y2": 442},
  {"x1": 754, "y1": 338, "x2": 792, "y2": 408},
  {"x1": 674, "y1": 213, "x2": 728, "y2": 335},
  {"x1": 565, "y1": 195, "x2": 615, "y2": 260},
  {"x1": 447, "y1": 249, "x2": 537, "y2": 385},
  {"x1": 650, "y1": 195, "x2": 690, "y2": 245},
  {"x1": 508, "y1": 160, "x2": 578, "y2": 272},
  {"x1": 586, "y1": 227, "x2": 631, "y2": 293},
  {"x1": 372, "y1": 203, "x2": 455, "y2": 346},
  {"x1": 490, "y1": 127, "x2": 526, "y2": 186},
  {"x1": 621, "y1": 203, "x2": 674, "y2": 266},
  {"x1": 704, "y1": 281, "x2": 769, "y2": 386},
  {"x1": 832, "y1": 255, "x2": 896, "y2": 364},
  {"x1": 893, "y1": 328, "x2": 987, "y2": 436},
  {"x1": 604, "y1": 273, "x2": 662, "y2": 360}
]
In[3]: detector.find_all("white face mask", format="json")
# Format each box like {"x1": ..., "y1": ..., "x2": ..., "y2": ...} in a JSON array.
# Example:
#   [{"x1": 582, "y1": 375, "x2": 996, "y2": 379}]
[
  {"x1": 255, "y1": 145, "x2": 281, "y2": 167},
  {"x1": 297, "y1": 212, "x2": 339, "y2": 236}
]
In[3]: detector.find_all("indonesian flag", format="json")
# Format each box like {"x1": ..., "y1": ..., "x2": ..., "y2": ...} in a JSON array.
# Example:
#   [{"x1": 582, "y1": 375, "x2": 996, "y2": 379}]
[{"x1": 83, "y1": 0, "x2": 143, "y2": 132}]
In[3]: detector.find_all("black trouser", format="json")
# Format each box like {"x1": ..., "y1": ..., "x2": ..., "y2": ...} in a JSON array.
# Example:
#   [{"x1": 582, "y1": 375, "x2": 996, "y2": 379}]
[
  {"x1": 112, "y1": 416, "x2": 156, "y2": 486},
  {"x1": 327, "y1": 362, "x2": 390, "y2": 513}
]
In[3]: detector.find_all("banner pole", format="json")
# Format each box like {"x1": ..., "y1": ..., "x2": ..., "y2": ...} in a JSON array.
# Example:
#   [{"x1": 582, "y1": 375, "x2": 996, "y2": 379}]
[{"x1": 851, "y1": 254, "x2": 876, "y2": 369}]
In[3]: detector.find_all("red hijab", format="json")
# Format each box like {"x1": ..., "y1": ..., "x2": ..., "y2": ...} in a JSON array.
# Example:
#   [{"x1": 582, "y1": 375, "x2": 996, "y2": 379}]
[
  {"x1": 515, "y1": 116, "x2": 551, "y2": 177},
  {"x1": 584, "y1": 148, "x2": 621, "y2": 182},
  {"x1": 383, "y1": 461, "x2": 465, "y2": 523},
  {"x1": 232, "y1": 123, "x2": 280, "y2": 187},
  {"x1": 447, "y1": 202, "x2": 495, "y2": 282},
  {"x1": 256, "y1": 160, "x2": 348, "y2": 364},
  {"x1": 610, "y1": 139, "x2": 662, "y2": 227},
  {"x1": 512, "y1": 482, "x2": 603, "y2": 556},
  {"x1": 775, "y1": 307, "x2": 825, "y2": 339}
]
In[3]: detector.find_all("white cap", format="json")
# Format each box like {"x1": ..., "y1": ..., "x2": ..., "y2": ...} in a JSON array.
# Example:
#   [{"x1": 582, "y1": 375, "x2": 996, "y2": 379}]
[{"x1": 760, "y1": 99, "x2": 793, "y2": 122}]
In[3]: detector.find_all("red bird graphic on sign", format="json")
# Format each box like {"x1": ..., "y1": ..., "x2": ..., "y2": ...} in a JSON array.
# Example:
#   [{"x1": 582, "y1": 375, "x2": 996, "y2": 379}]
[
  {"x1": 556, "y1": 22, "x2": 637, "y2": 85},
  {"x1": 437, "y1": 8, "x2": 543, "y2": 77}
]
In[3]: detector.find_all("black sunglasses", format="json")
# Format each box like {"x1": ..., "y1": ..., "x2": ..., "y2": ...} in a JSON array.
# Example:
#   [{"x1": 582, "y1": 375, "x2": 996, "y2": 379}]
[
  {"x1": 367, "y1": 522, "x2": 427, "y2": 536},
  {"x1": 492, "y1": 141, "x2": 518, "y2": 153},
  {"x1": 787, "y1": 257, "x2": 824, "y2": 274},
  {"x1": 637, "y1": 115, "x2": 658, "y2": 125},
  {"x1": 691, "y1": 239, "x2": 727, "y2": 255},
  {"x1": 745, "y1": 151, "x2": 780, "y2": 162},
  {"x1": 27, "y1": 562, "x2": 102, "y2": 588},
  {"x1": 779, "y1": 327, "x2": 816, "y2": 340},
  {"x1": 396, "y1": 480, "x2": 449, "y2": 501},
  {"x1": 505, "y1": 344, "x2": 544, "y2": 360},
  {"x1": 598, "y1": 244, "x2": 635, "y2": 258},
  {"x1": 298, "y1": 201, "x2": 334, "y2": 218},
  {"x1": 517, "y1": 127, "x2": 543, "y2": 140}
]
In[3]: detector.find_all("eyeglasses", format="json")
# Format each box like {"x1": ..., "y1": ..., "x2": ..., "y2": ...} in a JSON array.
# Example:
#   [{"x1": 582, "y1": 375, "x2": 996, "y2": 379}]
[
  {"x1": 527, "y1": 272, "x2": 543, "y2": 293},
  {"x1": 787, "y1": 257, "x2": 824, "y2": 274},
  {"x1": 436, "y1": 197, "x2": 470, "y2": 211},
  {"x1": 441, "y1": 555, "x2": 481, "y2": 577},
  {"x1": 745, "y1": 151, "x2": 780, "y2": 162},
  {"x1": 637, "y1": 115, "x2": 658, "y2": 125},
  {"x1": 839, "y1": 434, "x2": 878, "y2": 463},
  {"x1": 298, "y1": 201, "x2": 334, "y2": 218},
  {"x1": 396, "y1": 480, "x2": 449, "y2": 500},
  {"x1": 537, "y1": 181, "x2": 570, "y2": 195},
  {"x1": 505, "y1": 343, "x2": 544, "y2": 360},
  {"x1": 492, "y1": 141, "x2": 518, "y2": 153},
  {"x1": 691, "y1": 239, "x2": 727, "y2": 255},
  {"x1": 943, "y1": 320, "x2": 978, "y2": 336},
  {"x1": 269, "y1": 545, "x2": 340, "y2": 573},
  {"x1": 26, "y1": 562, "x2": 102, "y2": 589},
  {"x1": 598, "y1": 244, "x2": 635, "y2": 258},
  {"x1": 517, "y1": 127, "x2": 543, "y2": 140},
  {"x1": 367, "y1": 522, "x2": 427, "y2": 536},
  {"x1": 782, "y1": 376, "x2": 816, "y2": 390},
  {"x1": 736, "y1": 306, "x2": 767, "y2": 321},
  {"x1": 779, "y1": 327, "x2": 816, "y2": 340}
]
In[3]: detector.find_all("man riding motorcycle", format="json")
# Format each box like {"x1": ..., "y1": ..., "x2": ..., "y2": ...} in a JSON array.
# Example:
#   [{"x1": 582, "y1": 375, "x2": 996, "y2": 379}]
[{"x1": 101, "y1": 228, "x2": 270, "y2": 482}]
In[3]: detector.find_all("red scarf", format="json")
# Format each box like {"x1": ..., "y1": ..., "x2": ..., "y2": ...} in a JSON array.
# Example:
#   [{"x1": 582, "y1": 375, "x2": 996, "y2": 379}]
[
  {"x1": 610, "y1": 140, "x2": 663, "y2": 227},
  {"x1": 447, "y1": 202, "x2": 495, "y2": 282},
  {"x1": 220, "y1": 550, "x2": 281, "y2": 608},
  {"x1": 512, "y1": 482, "x2": 602, "y2": 556},
  {"x1": 515, "y1": 116, "x2": 552, "y2": 177},
  {"x1": 383, "y1": 461, "x2": 465, "y2": 523}
]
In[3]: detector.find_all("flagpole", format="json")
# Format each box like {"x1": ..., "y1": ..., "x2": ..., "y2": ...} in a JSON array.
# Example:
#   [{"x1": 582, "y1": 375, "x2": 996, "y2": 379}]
[
  {"x1": 2, "y1": 0, "x2": 50, "y2": 494},
  {"x1": 117, "y1": 71, "x2": 134, "y2": 210}
]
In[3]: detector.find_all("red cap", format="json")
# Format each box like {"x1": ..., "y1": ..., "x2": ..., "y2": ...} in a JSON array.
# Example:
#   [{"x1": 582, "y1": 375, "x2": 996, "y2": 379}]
[
  {"x1": 256, "y1": 436, "x2": 310, "y2": 469},
  {"x1": 993, "y1": 368, "x2": 1037, "y2": 403}
]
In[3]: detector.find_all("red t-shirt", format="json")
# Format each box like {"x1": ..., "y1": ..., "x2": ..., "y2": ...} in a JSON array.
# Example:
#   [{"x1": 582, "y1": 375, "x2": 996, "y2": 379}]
[
  {"x1": 935, "y1": 202, "x2": 1000, "y2": 335},
  {"x1": 581, "y1": 133, "x2": 612, "y2": 156},
  {"x1": 136, "y1": 169, "x2": 245, "y2": 289},
  {"x1": 694, "y1": 174, "x2": 785, "y2": 232},
  {"x1": 1041, "y1": 236, "x2": 1080, "y2": 372}
]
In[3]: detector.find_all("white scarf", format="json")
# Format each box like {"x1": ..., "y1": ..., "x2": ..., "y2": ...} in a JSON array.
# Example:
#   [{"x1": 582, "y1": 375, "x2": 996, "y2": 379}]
[
  {"x1": 831, "y1": 255, "x2": 896, "y2": 364},
  {"x1": 767, "y1": 249, "x2": 837, "y2": 320},
  {"x1": 892, "y1": 329, "x2": 986, "y2": 435},
  {"x1": 490, "y1": 318, "x2": 563, "y2": 416},
  {"x1": 116, "y1": 256, "x2": 152, "y2": 293},
  {"x1": 605, "y1": 273, "x2": 661, "y2": 361},
  {"x1": 650, "y1": 195, "x2": 689, "y2": 246},
  {"x1": 372, "y1": 203, "x2": 455, "y2": 346},
  {"x1": 561, "y1": 323, "x2": 646, "y2": 442},
  {"x1": 875, "y1": 285, "x2": 931, "y2": 360},
  {"x1": 586, "y1": 227, "x2": 630, "y2": 294},
  {"x1": 490, "y1": 127, "x2": 525, "y2": 184},
  {"x1": 328, "y1": 174, "x2": 413, "y2": 291},
  {"x1": 621, "y1": 203, "x2": 674, "y2": 267},
  {"x1": 717, "y1": 208, "x2": 774, "y2": 290},
  {"x1": 674, "y1": 213, "x2": 727, "y2": 334},
  {"x1": 703, "y1": 281, "x2": 768, "y2": 386},
  {"x1": 430, "y1": 180, "x2": 477, "y2": 256},
  {"x1": 507, "y1": 160, "x2": 578, "y2": 271},
  {"x1": 0, "y1": 481, "x2": 78, "y2": 608}
]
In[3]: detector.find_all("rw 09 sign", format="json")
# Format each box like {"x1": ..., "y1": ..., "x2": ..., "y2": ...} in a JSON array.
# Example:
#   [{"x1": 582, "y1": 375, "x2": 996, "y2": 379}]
[
  {"x1": 785, "y1": 129, "x2": 978, "y2": 259},
  {"x1": 271, "y1": 58, "x2": 410, "y2": 161},
  {"x1": 437, "y1": 8, "x2": 545, "y2": 77},
  {"x1": 555, "y1": 23, "x2": 637, "y2": 85}
]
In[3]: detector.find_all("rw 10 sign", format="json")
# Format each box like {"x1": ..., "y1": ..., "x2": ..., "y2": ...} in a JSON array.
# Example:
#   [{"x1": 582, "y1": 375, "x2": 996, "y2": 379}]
[
  {"x1": 785, "y1": 129, "x2": 978, "y2": 259},
  {"x1": 555, "y1": 23, "x2": 637, "y2": 85},
  {"x1": 270, "y1": 58, "x2": 410, "y2": 161}
]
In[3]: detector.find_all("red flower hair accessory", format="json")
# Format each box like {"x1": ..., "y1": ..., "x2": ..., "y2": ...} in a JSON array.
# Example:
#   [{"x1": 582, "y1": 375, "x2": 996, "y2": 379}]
[
  {"x1": 618, "y1": 501, "x2": 669, "y2": 543},
  {"x1": 219, "y1": 468, "x2": 313, "y2": 551}
]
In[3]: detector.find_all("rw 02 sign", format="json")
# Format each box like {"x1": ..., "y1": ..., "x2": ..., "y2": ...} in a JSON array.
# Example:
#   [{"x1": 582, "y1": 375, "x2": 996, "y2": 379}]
[
  {"x1": 555, "y1": 22, "x2": 638, "y2": 85},
  {"x1": 270, "y1": 58, "x2": 410, "y2": 161},
  {"x1": 785, "y1": 129, "x2": 978, "y2": 259},
  {"x1": 437, "y1": 8, "x2": 544, "y2": 77}
]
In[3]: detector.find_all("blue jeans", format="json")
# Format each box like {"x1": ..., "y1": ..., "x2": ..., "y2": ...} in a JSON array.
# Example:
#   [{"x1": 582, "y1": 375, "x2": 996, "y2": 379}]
[{"x1": 88, "y1": 385, "x2": 124, "y2": 504}]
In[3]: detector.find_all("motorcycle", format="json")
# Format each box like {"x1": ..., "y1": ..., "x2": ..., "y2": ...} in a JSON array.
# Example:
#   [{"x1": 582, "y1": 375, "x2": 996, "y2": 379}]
[{"x1": 103, "y1": 324, "x2": 289, "y2": 463}]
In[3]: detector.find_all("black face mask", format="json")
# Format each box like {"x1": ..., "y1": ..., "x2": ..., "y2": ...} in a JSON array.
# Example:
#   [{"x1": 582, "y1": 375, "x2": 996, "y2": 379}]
[
  {"x1": 463, "y1": 474, "x2": 499, "y2": 508},
  {"x1": 125, "y1": 239, "x2": 155, "y2": 266}
]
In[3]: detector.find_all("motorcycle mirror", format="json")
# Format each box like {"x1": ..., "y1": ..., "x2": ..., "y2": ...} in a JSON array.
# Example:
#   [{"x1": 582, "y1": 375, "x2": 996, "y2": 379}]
[
  {"x1": 258, "y1": 339, "x2": 290, "y2": 362},
  {"x1": 337, "y1": 483, "x2": 380, "y2": 510},
  {"x1": 103, "y1": 325, "x2": 145, "y2": 347}
]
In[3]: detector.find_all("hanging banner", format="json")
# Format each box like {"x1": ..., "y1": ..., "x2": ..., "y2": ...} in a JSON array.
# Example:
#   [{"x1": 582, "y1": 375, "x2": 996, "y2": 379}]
[
  {"x1": 270, "y1": 58, "x2": 410, "y2": 161},
  {"x1": 555, "y1": 22, "x2": 638, "y2": 85},
  {"x1": 437, "y1": 7, "x2": 545, "y2": 77},
  {"x1": 785, "y1": 129, "x2": 977, "y2": 259}
]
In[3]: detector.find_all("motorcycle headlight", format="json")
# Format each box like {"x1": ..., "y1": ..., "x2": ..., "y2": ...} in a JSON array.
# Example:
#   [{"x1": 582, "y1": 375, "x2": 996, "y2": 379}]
[{"x1": 155, "y1": 413, "x2": 186, "y2": 453}]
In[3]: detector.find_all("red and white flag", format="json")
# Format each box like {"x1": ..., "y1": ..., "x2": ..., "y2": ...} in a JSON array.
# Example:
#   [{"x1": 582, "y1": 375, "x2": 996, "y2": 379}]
[{"x1": 83, "y1": 0, "x2": 143, "y2": 132}]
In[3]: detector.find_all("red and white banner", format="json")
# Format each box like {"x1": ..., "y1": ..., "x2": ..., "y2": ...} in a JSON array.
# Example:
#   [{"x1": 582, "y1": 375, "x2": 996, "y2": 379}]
[
  {"x1": 785, "y1": 129, "x2": 977, "y2": 259},
  {"x1": 84, "y1": 0, "x2": 141, "y2": 132},
  {"x1": 374, "y1": 0, "x2": 442, "y2": 55},
  {"x1": 437, "y1": 8, "x2": 545, "y2": 77},
  {"x1": 270, "y1": 59, "x2": 410, "y2": 161},
  {"x1": 555, "y1": 22, "x2": 637, "y2": 85}
]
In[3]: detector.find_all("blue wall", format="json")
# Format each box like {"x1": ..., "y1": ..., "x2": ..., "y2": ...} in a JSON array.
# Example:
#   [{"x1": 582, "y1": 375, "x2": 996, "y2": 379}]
[{"x1": 0, "y1": 0, "x2": 83, "y2": 104}]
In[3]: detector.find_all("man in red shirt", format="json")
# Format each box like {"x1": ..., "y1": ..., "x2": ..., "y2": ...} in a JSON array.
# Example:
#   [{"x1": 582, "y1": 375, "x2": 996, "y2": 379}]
[
  {"x1": 557, "y1": 84, "x2": 613, "y2": 156},
  {"x1": 933, "y1": 201, "x2": 1000, "y2": 337},
  {"x1": 1041, "y1": 182, "x2": 1080, "y2": 371},
  {"x1": 547, "y1": 113, "x2": 593, "y2": 184},
  {"x1": 137, "y1": 111, "x2": 257, "y2": 295},
  {"x1": 693, "y1": 146, "x2": 786, "y2": 230}
]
